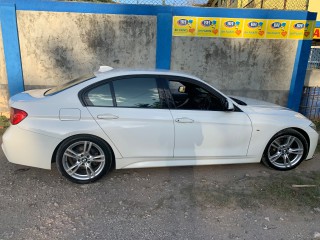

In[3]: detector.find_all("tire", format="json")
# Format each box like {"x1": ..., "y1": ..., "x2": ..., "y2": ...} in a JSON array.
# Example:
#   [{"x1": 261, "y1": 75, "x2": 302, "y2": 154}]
[
  {"x1": 261, "y1": 129, "x2": 308, "y2": 171},
  {"x1": 56, "y1": 135, "x2": 113, "y2": 184}
]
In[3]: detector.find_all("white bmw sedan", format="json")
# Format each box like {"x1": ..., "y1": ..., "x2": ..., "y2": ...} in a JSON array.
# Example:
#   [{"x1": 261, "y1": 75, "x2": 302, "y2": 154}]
[{"x1": 2, "y1": 67, "x2": 318, "y2": 183}]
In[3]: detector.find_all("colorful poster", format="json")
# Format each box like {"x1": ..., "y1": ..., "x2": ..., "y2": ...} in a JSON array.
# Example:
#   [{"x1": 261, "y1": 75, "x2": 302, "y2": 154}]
[
  {"x1": 313, "y1": 27, "x2": 320, "y2": 39},
  {"x1": 303, "y1": 21, "x2": 315, "y2": 39},
  {"x1": 172, "y1": 17, "x2": 316, "y2": 40},
  {"x1": 197, "y1": 17, "x2": 221, "y2": 37},
  {"x1": 243, "y1": 19, "x2": 266, "y2": 38},
  {"x1": 220, "y1": 18, "x2": 244, "y2": 38},
  {"x1": 172, "y1": 16, "x2": 197, "y2": 37},
  {"x1": 266, "y1": 20, "x2": 290, "y2": 39},
  {"x1": 288, "y1": 20, "x2": 308, "y2": 39}
]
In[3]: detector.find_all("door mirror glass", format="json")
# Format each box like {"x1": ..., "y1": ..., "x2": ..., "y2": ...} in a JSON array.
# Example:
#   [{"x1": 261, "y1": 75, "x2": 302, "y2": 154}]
[{"x1": 178, "y1": 86, "x2": 186, "y2": 93}]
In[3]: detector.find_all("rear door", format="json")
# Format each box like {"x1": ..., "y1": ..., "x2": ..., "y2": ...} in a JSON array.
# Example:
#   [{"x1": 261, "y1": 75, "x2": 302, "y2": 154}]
[{"x1": 84, "y1": 76, "x2": 174, "y2": 158}]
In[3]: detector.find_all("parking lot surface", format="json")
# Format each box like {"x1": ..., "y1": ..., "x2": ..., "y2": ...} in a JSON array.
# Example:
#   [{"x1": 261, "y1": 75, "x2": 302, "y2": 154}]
[{"x1": 1, "y1": 143, "x2": 320, "y2": 240}]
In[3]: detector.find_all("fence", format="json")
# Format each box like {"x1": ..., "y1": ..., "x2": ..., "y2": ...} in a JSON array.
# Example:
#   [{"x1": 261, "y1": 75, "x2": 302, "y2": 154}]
[
  {"x1": 81, "y1": 0, "x2": 309, "y2": 8},
  {"x1": 308, "y1": 47, "x2": 320, "y2": 70},
  {"x1": 202, "y1": 0, "x2": 308, "y2": 9},
  {"x1": 240, "y1": 0, "x2": 309, "y2": 10},
  {"x1": 300, "y1": 87, "x2": 320, "y2": 120}
]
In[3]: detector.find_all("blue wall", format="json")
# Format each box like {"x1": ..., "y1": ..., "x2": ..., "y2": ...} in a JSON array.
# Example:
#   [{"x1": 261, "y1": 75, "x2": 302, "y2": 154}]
[{"x1": 0, "y1": 0, "x2": 317, "y2": 111}]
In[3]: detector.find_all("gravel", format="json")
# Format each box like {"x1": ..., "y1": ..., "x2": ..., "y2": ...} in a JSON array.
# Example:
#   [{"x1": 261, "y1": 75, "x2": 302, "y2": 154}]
[{"x1": 0, "y1": 145, "x2": 320, "y2": 240}]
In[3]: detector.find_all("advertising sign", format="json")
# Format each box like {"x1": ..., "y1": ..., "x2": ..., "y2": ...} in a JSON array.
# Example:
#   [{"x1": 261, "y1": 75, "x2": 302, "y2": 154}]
[
  {"x1": 243, "y1": 19, "x2": 267, "y2": 38},
  {"x1": 266, "y1": 20, "x2": 290, "y2": 39},
  {"x1": 197, "y1": 17, "x2": 221, "y2": 37},
  {"x1": 173, "y1": 16, "x2": 197, "y2": 37},
  {"x1": 220, "y1": 18, "x2": 244, "y2": 38},
  {"x1": 172, "y1": 17, "x2": 316, "y2": 40}
]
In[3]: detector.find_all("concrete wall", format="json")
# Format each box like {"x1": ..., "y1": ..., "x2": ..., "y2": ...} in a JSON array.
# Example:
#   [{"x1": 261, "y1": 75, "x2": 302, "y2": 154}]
[
  {"x1": 305, "y1": 69, "x2": 320, "y2": 86},
  {"x1": 16, "y1": 11, "x2": 157, "y2": 90},
  {"x1": 0, "y1": 21, "x2": 9, "y2": 113},
  {"x1": 171, "y1": 38, "x2": 298, "y2": 105}
]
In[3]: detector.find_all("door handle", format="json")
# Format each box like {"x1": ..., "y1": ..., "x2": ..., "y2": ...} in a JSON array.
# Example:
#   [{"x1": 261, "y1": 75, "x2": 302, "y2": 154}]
[
  {"x1": 175, "y1": 118, "x2": 194, "y2": 123},
  {"x1": 97, "y1": 114, "x2": 119, "y2": 120}
]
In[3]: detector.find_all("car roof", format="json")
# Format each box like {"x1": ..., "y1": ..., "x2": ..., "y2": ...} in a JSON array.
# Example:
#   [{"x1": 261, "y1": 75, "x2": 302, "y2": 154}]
[{"x1": 93, "y1": 68, "x2": 202, "y2": 81}]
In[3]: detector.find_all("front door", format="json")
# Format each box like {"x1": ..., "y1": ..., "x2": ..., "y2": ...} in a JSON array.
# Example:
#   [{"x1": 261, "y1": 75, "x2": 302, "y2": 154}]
[{"x1": 165, "y1": 79, "x2": 252, "y2": 158}]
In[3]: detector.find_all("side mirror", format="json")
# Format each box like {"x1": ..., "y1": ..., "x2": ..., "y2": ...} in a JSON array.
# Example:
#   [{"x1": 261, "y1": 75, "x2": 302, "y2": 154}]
[{"x1": 225, "y1": 98, "x2": 234, "y2": 111}]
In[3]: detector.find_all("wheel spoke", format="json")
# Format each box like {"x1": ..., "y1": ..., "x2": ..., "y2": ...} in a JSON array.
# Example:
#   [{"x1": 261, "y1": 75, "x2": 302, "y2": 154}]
[
  {"x1": 282, "y1": 155, "x2": 292, "y2": 168},
  {"x1": 91, "y1": 155, "x2": 105, "y2": 163},
  {"x1": 66, "y1": 162, "x2": 81, "y2": 175},
  {"x1": 64, "y1": 148, "x2": 79, "y2": 159},
  {"x1": 285, "y1": 136, "x2": 295, "y2": 148},
  {"x1": 86, "y1": 165, "x2": 95, "y2": 179},
  {"x1": 288, "y1": 148, "x2": 303, "y2": 155},
  {"x1": 83, "y1": 141, "x2": 93, "y2": 154},
  {"x1": 271, "y1": 140, "x2": 281, "y2": 149},
  {"x1": 270, "y1": 152, "x2": 281, "y2": 163}
]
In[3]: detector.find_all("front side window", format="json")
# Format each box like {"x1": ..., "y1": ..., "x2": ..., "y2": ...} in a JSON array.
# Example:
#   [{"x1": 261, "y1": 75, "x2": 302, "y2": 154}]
[
  {"x1": 168, "y1": 80, "x2": 224, "y2": 111},
  {"x1": 113, "y1": 77, "x2": 161, "y2": 108}
]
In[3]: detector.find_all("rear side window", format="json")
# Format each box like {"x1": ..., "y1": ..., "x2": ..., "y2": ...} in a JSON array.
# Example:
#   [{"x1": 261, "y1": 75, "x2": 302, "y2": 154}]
[
  {"x1": 45, "y1": 73, "x2": 95, "y2": 96},
  {"x1": 84, "y1": 83, "x2": 113, "y2": 107},
  {"x1": 113, "y1": 78, "x2": 161, "y2": 108}
]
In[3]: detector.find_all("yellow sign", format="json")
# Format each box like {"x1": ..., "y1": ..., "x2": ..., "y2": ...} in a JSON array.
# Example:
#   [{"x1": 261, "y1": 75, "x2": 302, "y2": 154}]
[
  {"x1": 220, "y1": 18, "x2": 244, "y2": 38},
  {"x1": 303, "y1": 21, "x2": 315, "y2": 39},
  {"x1": 314, "y1": 27, "x2": 320, "y2": 39},
  {"x1": 197, "y1": 17, "x2": 221, "y2": 37},
  {"x1": 243, "y1": 19, "x2": 266, "y2": 38},
  {"x1": 172, "y1": 17, "x2": 317, "y2": 40},
  {"x1": 288, "y1": 20, "x2": 313, "y2": 39},
  {"x1": 266, "y1": 20, "x2": 290, "y2": 39},
  {"x1": 173, "y1": 16, "x2": 197, "y2": 37}
]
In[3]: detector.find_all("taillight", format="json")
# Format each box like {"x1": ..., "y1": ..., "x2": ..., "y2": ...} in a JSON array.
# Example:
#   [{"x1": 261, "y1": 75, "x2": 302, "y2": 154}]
[{"x1": 10, "y1": 107, "x2": 28, "y2": 125}]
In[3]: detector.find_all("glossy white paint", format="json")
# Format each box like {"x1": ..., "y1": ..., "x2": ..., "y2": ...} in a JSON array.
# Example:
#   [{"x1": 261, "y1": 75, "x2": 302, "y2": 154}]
[
  {"x1": 87, "y1": 107, "x2": 174, "y2": 158},
  {"x1": 2, "y1": 69, "x2": 319, "y2": 171},
  {"x1": 170, "y1": 110, "x2": 252, "y2": 157},
  {"x1": 2, "y1": 125, "x2": 61, "y2": 169}
]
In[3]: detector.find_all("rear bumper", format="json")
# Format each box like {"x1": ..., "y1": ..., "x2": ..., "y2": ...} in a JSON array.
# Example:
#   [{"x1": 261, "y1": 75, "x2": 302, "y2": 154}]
[{"x1": 2, "y1": 126, "x2": 62, "y2": 169}]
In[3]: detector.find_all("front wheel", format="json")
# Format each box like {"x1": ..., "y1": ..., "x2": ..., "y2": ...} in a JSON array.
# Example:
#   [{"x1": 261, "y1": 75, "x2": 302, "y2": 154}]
[
  {"x1": 262, "y1": 129, "x2": 308, "y2": 171},
  {"x1": 56, "y1": 135, "x2": 113, "y2": 183}
]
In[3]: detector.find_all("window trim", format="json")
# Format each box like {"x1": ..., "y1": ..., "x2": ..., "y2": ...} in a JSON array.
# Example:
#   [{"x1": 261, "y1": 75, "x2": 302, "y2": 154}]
[{"x1": 78, "y1": 74, "x2": 168, "y2": 109}]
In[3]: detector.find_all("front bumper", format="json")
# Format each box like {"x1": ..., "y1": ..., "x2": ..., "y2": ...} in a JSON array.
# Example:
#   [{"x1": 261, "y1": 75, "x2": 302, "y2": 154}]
[
  {"x1": 306, "y1": 128, "x2": 319, "y2": 160},
  {"x1": 2, "y1": 126, "x2": 62, "y2": 169}
]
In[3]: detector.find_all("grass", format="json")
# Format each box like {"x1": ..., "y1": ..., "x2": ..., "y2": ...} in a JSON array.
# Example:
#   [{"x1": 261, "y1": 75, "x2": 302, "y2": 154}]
[
  {"x1": 256, "y1": 173, "x2": 320, "y2": 210},
  {"x1": 0, "y1": 115, "x2": 10, "y2": 135},
  {"x1": 179, "y1": 172, "x2": 320, "y2": 211},
  {"x1": 314, "y1": 120, "x2": 320, "y2": 131}
]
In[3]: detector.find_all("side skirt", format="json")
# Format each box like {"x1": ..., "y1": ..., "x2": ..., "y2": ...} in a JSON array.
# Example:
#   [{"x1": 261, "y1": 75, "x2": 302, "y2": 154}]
[{"x1": 116, "y1": 156, "x2": 261, "y2": 169}]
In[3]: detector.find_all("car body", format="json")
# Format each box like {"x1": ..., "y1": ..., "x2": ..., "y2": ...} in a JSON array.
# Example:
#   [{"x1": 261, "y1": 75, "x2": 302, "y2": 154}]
[{"x1": 2, "y1": 67, "x2": 318, "y2": 183}]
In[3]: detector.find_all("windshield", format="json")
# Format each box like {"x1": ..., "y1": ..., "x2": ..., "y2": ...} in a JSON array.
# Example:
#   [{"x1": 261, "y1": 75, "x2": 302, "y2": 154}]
[{"x1": 44, "y1": 73, "x2": 95, "y2": 96}]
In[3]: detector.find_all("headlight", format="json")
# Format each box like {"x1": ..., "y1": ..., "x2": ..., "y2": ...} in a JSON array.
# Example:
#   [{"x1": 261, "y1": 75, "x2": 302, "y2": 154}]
[{"x1": 310, "y1": 122, "x2": 317, "y2": 131}]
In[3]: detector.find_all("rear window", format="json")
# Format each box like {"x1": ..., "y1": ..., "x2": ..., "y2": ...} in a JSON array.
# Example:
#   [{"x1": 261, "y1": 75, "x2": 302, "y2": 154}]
[{"x1": 44, "y1": 73, "x2": 95, "y2": 96}]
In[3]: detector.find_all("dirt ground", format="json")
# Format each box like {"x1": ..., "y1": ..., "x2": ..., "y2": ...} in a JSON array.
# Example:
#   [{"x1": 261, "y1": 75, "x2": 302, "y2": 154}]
[{"x1": 0, "y1": 140, "x2": 320, "y2": 240}]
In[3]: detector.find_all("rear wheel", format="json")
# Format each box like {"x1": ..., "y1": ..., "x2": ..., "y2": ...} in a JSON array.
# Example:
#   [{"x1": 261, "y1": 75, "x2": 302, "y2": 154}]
[
  {"x1": 56, "y1": 135, "x2": 113, "y2": 183},
  {"x1": 262, "y1": 129, "x2": 308, "y2": 171}
]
